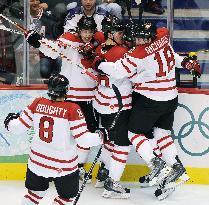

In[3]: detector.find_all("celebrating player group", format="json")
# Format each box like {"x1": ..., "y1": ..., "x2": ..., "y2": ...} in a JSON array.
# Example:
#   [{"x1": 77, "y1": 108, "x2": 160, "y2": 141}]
[{"x1": 4, "y1": 11, "x2": 201, "y2": 205}]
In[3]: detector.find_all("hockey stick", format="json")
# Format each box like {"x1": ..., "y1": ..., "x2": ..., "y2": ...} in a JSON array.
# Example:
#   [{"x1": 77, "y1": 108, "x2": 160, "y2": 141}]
[
  {"x1": 126, "y1": 0, "x2": 133, "y2": 20},
  {"x1": 73, "y1": 84, "x2": 123, "y2": 205},
  {"x1": 0, "y1": 13, "x2": 99, "y2": 83}
]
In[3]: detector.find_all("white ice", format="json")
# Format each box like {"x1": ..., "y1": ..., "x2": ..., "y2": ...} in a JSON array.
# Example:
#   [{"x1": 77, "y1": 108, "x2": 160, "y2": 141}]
[{"x1": 0, "y1": 181, "x2": 209, "y2": 205}]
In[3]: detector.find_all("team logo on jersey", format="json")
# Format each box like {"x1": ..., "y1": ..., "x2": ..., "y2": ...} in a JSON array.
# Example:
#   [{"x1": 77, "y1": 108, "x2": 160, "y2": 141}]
[{"x1": 109, "y1": 104, "x2": 114, "y2": 110}]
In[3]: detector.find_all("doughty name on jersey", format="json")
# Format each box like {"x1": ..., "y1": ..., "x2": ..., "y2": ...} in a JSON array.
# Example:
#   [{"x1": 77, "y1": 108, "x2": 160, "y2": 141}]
[{"x1": 36, "y1": 104, "x2": 67, "y2": 118}]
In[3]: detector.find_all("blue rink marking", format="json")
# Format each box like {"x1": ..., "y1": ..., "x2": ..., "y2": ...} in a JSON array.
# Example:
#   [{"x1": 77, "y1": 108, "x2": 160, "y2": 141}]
[{"x1": 0, "y1": 133, "x2": 10, "y2": 146}]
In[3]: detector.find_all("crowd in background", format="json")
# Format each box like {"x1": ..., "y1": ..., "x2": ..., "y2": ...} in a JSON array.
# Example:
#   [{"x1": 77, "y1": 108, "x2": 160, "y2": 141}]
[{"x1": 0, "y1": 0, "x2": 165, "y2": 84}]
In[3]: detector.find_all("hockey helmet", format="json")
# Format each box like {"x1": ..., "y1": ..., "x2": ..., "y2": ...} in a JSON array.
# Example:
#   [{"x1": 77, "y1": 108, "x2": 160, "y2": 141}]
[
  {"x1": 47, "y1": 74, "x2": 69, "y2": 99},
  {"x1": 102, "y1": 15, "x2": 124, "y2": 36},
  {"x1": 77, "y1": 16, "x2": 97, "y2": 32},
  {"x1": 123, "y1": 21, "x2": 137, "y2": 47},
  {"x1": 135, "y1": 21, "x2": 157, "y2": 40}
]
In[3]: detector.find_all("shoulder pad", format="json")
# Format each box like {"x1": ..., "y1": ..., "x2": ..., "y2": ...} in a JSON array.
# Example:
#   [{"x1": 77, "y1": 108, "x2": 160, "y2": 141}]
[
  {"x1": 96, "y1": 6, "x2": 109, "y2": 16},
  {"x1": 66, "y1": 7, "x2": 82, "y2": 21}
]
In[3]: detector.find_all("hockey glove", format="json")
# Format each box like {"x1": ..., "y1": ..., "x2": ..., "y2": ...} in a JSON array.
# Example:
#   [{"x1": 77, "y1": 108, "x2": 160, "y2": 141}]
[
  {"x1": 4, "y1": 113, "x2": 20, "y2": 131},
  {"x1": 78, "y1": 43, "x2": 96, "y2": 60},
  {"x1": 25, "y1": 30, "x2": 42, "y2": 48},
  {"x1": 181, "y1": 56, "x2": 201, "y2": 78},
  {"x1": 95, "y1": 128, "x2": 109, "y2": 143}
]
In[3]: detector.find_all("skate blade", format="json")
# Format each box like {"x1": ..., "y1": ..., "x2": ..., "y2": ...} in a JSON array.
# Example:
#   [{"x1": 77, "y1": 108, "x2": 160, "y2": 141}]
[
  {"x1": 157, "y1": 187, "x2": 175, "y2": 201},
  {"x1": 149, "y1": 166, "x2": 172, "y2": 186},
  {"x1": 139, "y1": 182, "x2": 153, "y2": 188},
  {"x1": 157, "y1": 173, "x2": 190, "y2": 200},
  {"x1": 164, "y1": 173, "x2": 190, "y2": 189},
  {"x1": 102, "y1": 190, "x2": 130, "y2": 199},
  {"x1": 95, "y1": 180, "x2": 104, "y2": 188}
]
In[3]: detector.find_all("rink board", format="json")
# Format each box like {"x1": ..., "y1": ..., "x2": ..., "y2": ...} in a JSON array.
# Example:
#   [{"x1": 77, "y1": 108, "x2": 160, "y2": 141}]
[{"x1": 0, "y1": 86, "x2": 209, "y2": 184}]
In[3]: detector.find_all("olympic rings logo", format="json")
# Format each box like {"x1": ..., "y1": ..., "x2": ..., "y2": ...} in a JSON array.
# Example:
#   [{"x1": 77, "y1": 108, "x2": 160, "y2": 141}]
[{"x1": 171, "y1": 103, "x2": 209, "y2": 156}]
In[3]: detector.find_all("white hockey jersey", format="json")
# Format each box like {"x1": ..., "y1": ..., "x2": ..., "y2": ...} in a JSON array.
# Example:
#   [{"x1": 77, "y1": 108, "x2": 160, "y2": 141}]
[
  {"x1": 64, "y1": 6, "x2": 108, "y2": 32},
  {"x1": 93, "y1": 45, "x2": 132, "y2": 114},
  {"x1": 8, "y1": 97, "x2": 102, "y2": 178},
  {"x1": 99, "y1": 28, "x2": 184, "y2": 101},
  {"x1": 39, "y1": 32, "x2": 105, "y2": 101}
]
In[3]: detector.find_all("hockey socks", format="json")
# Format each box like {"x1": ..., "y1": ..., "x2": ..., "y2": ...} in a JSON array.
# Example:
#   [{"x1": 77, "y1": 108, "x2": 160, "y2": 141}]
[
  {"x1": 52, "y1": 196, "x2": 74, "y2": 205},
  {"x1": 154, "y1": 128, "x2": 178, "y2": 166},
  {"x1": 128, "y1": 131, "x2": 155, "y2": 164},
  {"x1": 109, "y1": 145, "x2": 130, "y2": 181},
  {"x1": 21, "y1": 190, "x2": 46, "y2": 205}
]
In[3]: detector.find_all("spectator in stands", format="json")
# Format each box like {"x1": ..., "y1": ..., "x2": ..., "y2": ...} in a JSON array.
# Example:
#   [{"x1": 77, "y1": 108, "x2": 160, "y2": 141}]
[
  {"x1": 142, "y1": 0, "x2": 165, "y2": 15},
  {"x1": 64, "y1": 0, "x2": 109, "y2": 32},
  {"x1": 97, "y1": 0, "x2": 122, "y2": 19},
  {"x1": 29, "y1": 0, "x2": 63, "y2": 79}
]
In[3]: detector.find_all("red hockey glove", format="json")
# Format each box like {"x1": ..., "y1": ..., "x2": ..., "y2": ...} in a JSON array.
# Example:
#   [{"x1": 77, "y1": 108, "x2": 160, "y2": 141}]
[
  {"x1": 4, "y1": 113, "x2": 20, "y2": 130},
  {"x1": 95, "y1": 128, "x2": 109, "y2": 143},
  {"x1": 78, "y1": 43, "x2": 96, "y2": 60},
  {"x1": 181, "y1": 56, "x2": 201, "y2": 78}
]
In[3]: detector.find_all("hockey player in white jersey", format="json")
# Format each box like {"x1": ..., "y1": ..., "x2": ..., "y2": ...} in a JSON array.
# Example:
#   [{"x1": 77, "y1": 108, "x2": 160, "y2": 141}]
[
  {"x1": 4, "y1": 74, "x2": 105, "y2": 205},
  {"x1": 98, "y1": 21, "x2": 201, "y2": 199},
  {"x1": 92, "y1": 16, "x2": 132, "y2": 199},
  {"x1": 25, "y1": 16, "x2": 106, "y2": 182}
]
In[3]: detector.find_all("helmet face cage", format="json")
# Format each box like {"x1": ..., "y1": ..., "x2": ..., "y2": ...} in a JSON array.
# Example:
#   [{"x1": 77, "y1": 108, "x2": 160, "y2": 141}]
[
  {"x1": 135, "y1": 21, "x2": 157, "y2": 41},
  {"x1": 47, "y1": 74, "x2": 69, "y2": 99},
  {"x1": 102, "y1": 16, "x2": 124, "y2": 37},
  {"x1": 77, "y1": 16, "x2": 97, "y2": 33},
  {"x1": 123, "y1": 22, "x2": 137, "y2": 48}
]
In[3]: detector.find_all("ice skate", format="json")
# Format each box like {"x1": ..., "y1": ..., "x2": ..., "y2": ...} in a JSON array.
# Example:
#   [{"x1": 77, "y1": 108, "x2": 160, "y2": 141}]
[
  {"x1": 155, "y1": 162, "x2": 190, "y2": 200},
  {"x1": 95, "y1": 163, "x2": 109, "y2": 188},
  {"x1": 79, "y1": 167, "x2": 92, "y2": 184},
  {"x1": 146, "y1": 157, "x2": 172, "y2": 187},
  {"x1": 139, "y1": 173, "x2": 153, "y2": 187},
  {"x1": 102, "y1": 177, "x2": 130, "y2": 199}
]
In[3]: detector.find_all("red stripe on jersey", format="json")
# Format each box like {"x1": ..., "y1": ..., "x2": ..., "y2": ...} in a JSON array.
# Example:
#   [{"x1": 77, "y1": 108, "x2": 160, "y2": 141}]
[
  {"x1": 66, "y1": 95, "x2": 94, "y2": 100},
  {"x1": 73, "y1": 130, "x2": 89, "y2": 139},
  {"x1": 24, "y1": 110, "x2": 33, "y2": 121},
  {"x1": 19, "y1": 117, "x2": 31, "y2": 128},
  {"x1": 136, "y1": 139, "x2": 148, "y2": 152},
  {"x1": 158, "y1": 153, "x2": 163, "y2": 158},
  {"x1": 157, "y1": 135, "x2": 170, "y2": 144},
  {"x1": 97, "y1": 90, "x2": 132, "y2": 100},
  {"x1": 128, "y1": 72, "x2": 137, "y2": 79},
  {"x1": 69, "y1": 87, "x2": 96, "y2": 91},
  {"x1": 112, "y1": 149, "x2": 129, "y2": 155},
  {"x1": 30, "y1": 157, "x2": 78, "y2": 172},
  {"x1": 31, "y1": 149, "x2": 78, "y2": 163},
  {"x1": 28, "y1": 191, "x2": 43, "y2": 200},
  {"x1": 54, "y1": 198, "x2": 65, "y2": 205},
  {"x1": 70, "y1": 123, "x2": 87, "y2": 131},
  {"x1": 104, "y1": 145, "x2": 114, "y2": 153},
  {"x1": 94, "y1": 98, "x2": 131, "y2": 108},
  {"x1": 25, "y1": 195, "x2": 39, "y2": 204},
  {"x1": 130, "y1": 134, "x2": 145, "y2": 143},
  {"x1": 112, "y1": 155, "x2": 127, "y2": 163},
  {"x1": 121, "y1": 60, "x2": 131, "y2": 73},
  {"x1": 77, "y1": 144, "x2": 90, "y2": 151},
  {"x1": 160, "y1": 141, "x2": 174, "y2": 151},
  {"x1": 147, "y1": 78, "x2": 175, "y2": 84},
  {"x1": 135, "y1": 86, "x2": 176, "y2": 91},
  {"x1": 105, "y1": 141, "x2": 114, "y2": 147},
  {"x1": 127, "y1": 58, "x2": 137, "y2": 67}
]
